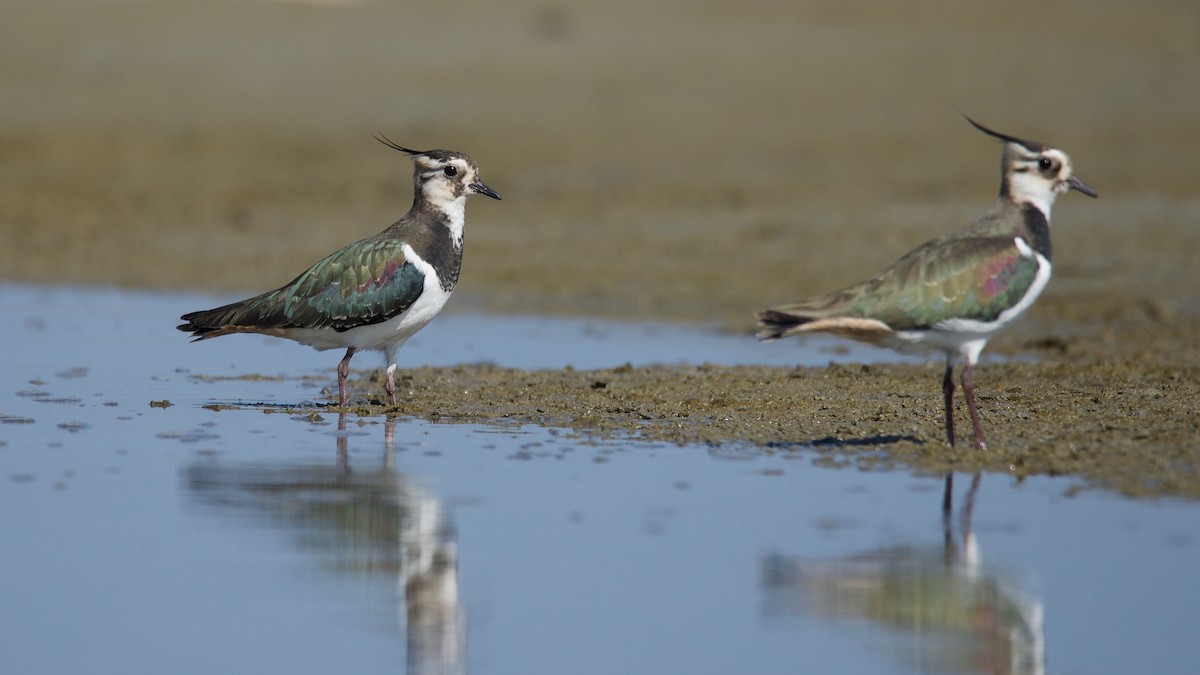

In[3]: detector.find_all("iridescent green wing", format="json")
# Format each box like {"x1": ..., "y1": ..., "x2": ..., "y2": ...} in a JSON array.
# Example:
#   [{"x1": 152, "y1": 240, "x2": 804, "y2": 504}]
[
  {"x1": 279, "y1": 238, "x2": 425, "y2": 331},
  {"x1": 854, "y1": 236, "x2": 1042, "y2": 329}
]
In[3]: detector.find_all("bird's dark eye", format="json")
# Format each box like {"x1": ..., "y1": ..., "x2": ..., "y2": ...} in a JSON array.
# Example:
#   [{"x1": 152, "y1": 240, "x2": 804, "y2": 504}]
[
  {"x1": 443, "y1": 166, "x2": 458, "y2": 177},
  {"x1": 1038, "y1": 157, "x2": 1053, "y2": 172}
]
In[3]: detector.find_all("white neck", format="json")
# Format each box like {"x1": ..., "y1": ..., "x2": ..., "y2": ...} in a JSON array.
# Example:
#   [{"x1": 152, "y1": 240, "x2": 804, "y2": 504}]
[
  {"x1": 1007, "y1": 171, "x2": 1058, "y2": 220},
  {"x1": 438, "y1": 197, "x2": 467, "y2": 246}
]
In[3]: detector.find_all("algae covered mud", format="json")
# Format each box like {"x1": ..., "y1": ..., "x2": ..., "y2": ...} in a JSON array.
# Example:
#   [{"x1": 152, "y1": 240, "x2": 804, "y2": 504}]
[
  {"x1": 335, "y1": 359, "x2": 1200, "y2": 499},
  {"x1": 179, "y1": 357, "x2": 1200, "y2": 499}
]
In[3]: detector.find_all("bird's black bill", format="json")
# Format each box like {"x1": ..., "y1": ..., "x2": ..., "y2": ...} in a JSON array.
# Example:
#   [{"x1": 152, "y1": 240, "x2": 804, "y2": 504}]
[
  {"x1": 471, "y1": 181, "x2": 502, "y2": 200},
  {"x1": 1067, "y1": 175, "x2": 1098, "y2": 198}
]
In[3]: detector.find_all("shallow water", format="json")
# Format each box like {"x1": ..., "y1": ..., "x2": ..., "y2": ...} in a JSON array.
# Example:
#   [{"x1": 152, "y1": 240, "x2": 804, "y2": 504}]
[{"x1": 2, "y1": 285, "x2": 1198, "y2": 674}]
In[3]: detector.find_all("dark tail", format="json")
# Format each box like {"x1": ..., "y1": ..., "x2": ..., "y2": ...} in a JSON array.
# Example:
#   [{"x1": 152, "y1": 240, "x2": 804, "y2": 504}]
[
  {"x1": 754, "y1": 309, "x2": 813, "y2": 341},
  {"x1": 179, "y1": 309, "x2": 228, "y2": 341},
  {"x1": 178, "y1": 297, "x2": 260, "y2": 341}
]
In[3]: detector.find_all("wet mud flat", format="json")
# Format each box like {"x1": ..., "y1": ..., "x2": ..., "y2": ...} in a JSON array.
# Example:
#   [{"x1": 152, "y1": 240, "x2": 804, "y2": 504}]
[
  {"x1": 5, "y1": 1, "x2": 1200, "y2": 500},
  {"x1": 220, "y1": 356, "x2": 1199, "y2": 500}
]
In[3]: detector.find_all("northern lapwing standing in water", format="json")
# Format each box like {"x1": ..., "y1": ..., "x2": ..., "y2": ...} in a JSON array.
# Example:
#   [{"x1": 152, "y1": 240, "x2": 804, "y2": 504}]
[
  {"x1": 179, "y1": 136, "x2": 501, "y2": 407},
  {"x1": 757, "y1": 118, "x2": 1096, "y2": 450}
]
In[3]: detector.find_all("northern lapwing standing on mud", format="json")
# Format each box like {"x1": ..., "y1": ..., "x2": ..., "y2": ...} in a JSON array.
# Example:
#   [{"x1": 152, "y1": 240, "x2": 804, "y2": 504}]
[
  {"x1": 179, "y1": 137, "x2": 501, "y2": 407},
  {"x1": 757, "y1": 118, "x2": 1096, "y2": 450}
]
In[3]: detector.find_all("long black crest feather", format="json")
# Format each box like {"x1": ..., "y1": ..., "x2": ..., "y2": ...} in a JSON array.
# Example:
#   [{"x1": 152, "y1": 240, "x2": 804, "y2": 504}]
[
  {"x1": 962, "y1": 115, "x2": 1047, "y2": 153},
  {"x1": 373, "y1": 133, "x2": 425, "y2": 156}
]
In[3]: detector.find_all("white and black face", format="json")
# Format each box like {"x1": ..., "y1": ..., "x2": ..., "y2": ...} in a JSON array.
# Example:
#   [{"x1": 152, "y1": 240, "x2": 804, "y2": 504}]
[
  {"x1": 965, "y1": 118, "x2": 1097, "y2": 209},
  {"x1": 413, "y1": 152, "x2": 501, "y2": 206},
  {"x1": 1006, "y1": 144, "x2": 1096, "y2": 212}
]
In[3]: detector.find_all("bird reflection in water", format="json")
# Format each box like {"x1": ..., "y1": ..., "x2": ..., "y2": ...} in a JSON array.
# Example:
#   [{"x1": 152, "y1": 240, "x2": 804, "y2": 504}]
[
  {"x1": 185, "y1": 415, "x2": 464, "y2": 675},
  {"x1": 761, "y1": 473, "x2": 1044, "y2": 675}
]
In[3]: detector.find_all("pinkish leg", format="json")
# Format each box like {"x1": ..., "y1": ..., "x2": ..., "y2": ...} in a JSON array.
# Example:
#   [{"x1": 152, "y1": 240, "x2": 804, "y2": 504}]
[
  {"x1": 960, "y1": 362, "x2": 987, "y2": 451},
  {"x1": 384, "y1": 363, "x2": 397, "y2": 407},
  {"x1": 942, "y1": 360, "x2": 956, "y2": 447},
  {"x1": 337, "y1": 347, "x2": 356, "y2": 406}
]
